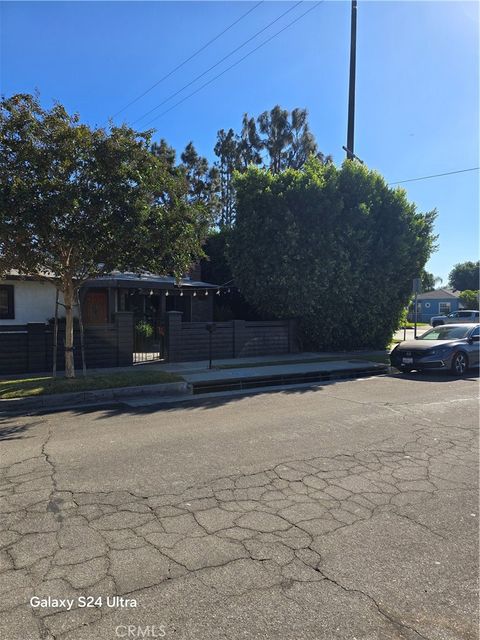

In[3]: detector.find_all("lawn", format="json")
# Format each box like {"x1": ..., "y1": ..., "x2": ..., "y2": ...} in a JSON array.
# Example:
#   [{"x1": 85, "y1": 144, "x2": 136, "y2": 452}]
[
  {"x1": 402, "y1": 322, "x2": 429, "y2": 328},
  {"x1": 0, "y1": 370, "x2": 183, "y2": 400}
]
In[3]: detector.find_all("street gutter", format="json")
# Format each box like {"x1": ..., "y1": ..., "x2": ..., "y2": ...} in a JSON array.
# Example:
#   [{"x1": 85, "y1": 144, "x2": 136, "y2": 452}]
[{"x1": 0, "y1": 381, "x2": 189, "y2": 413}]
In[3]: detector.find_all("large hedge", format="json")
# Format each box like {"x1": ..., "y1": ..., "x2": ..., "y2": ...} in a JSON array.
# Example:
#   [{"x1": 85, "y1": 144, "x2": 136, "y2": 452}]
[{"x1": 229, "y1": 159, "x2": 437, "y2": 350}]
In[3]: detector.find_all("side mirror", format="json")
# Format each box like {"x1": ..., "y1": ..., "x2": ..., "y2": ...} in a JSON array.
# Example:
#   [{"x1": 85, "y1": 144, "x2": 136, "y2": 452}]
[{"x1": 469, "y1": 334, "x2": 480, "y2": 342}]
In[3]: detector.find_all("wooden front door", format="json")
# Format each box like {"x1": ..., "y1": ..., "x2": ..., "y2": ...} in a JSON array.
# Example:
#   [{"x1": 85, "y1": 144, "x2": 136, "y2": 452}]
[{"x1": 83, "y1": 290, "x2": 108, "y2": 324}]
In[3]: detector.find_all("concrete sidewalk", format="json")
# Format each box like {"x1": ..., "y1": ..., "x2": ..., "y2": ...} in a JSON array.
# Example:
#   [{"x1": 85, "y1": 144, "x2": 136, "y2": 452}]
[
  {"x1": 182, "y1": 358, "x2": 387, "y2": 388},
  {"x1": 393, "y1": 326, "x2": 429, "y2": 342},
  {"x1": 0, "y1": 349, "x2": 388, "y2": 380}
]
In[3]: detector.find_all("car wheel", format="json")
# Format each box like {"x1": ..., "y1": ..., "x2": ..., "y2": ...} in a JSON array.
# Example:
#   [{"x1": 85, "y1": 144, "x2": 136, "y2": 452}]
[{"x1": 451, "y1": 351, "x2": 468, "y2": 376}]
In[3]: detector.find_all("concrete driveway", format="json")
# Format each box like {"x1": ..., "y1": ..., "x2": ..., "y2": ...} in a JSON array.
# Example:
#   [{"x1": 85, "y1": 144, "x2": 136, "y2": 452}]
[{"x1": 0, "y1": 373, "x2": 478, "y2": 640}]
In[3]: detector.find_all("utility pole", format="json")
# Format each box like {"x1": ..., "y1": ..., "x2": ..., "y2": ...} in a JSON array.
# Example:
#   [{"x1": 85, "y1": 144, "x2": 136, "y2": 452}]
[{"x1": 346, "y1": 0, "x2": 358, "y2": 160}]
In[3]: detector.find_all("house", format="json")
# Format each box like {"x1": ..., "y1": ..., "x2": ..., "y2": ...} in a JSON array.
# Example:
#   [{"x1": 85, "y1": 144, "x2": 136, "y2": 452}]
[
  {"x1": 0, "y1": 271, "x2": 219, "y2": 327},
  {"x1": 408, "y1": 288, "x2": 463, "y2": 323}
]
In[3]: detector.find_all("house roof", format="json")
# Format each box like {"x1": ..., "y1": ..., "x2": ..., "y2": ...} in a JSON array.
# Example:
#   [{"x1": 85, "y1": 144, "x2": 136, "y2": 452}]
[
  {"x1": 85, "y1": 272, "x2": 219, "y2": 290},
  {"x1": 417, "y1": 288, "x2": 460, "y2": 300},
  {"x1": 1, "y1": 270, "x2": 219, "y2": 290}
]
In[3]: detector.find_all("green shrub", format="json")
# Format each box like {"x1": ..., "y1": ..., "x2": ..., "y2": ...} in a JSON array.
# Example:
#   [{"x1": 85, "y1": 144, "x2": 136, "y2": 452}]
[
  {"x1": 135, "y1": 320, "x2": 154, "y2": 339},
  {"x1": 230, "y1": 159, "x2": 437, "y2": 350}
]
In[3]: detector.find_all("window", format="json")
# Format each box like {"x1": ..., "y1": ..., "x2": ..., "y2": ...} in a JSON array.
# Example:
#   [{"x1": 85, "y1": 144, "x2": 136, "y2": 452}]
[
  {"x1": 439, "y1": 302, "x2": 451, "y2": 315},
  {"x1": 0, "y1": 285, "x2": 14, "y2": 319},
  {"x1": 459, "y1": 311, "x2": 473, "y2": 318},
  {"x1": 420, "y1": 326, "x2": 471, "y2": 340},
  {"x1": 471, "y1": 327, "x2": 480, "y2": 338}
]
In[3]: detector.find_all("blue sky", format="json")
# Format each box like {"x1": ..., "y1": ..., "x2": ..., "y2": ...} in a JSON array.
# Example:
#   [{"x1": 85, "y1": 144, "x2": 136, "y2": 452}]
[{"x1": 1, "y1": 0, "x2": 478, "y2": 283}]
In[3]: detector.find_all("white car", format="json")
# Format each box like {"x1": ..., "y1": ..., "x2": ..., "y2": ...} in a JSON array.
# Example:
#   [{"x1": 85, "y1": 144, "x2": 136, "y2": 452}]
[{"x1": 430, "y1": 310, "x2": 479, "y2": 327}]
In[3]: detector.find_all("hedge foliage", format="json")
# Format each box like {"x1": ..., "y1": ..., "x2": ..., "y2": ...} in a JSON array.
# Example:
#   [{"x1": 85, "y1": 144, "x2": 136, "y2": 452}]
[{"x1": 229, "y1": 159, "x2": 437, "y2": 350}]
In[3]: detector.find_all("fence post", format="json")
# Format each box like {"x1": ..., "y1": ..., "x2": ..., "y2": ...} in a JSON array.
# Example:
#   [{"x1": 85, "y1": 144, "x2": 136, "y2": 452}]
[
  {"x1": 115, "y1": 312, "x2": 134, "y2": 366},
  {"x1": 27, "y1": 323, "x2": 47, "y2": 373},
  {"x1": 166, "y1": 311, "x2": 182, "y2": 362},
  {"x1": 233, "y1": 320, "x2": 246, "y2": 358},
  {"x1": 288, "y1": 319, "x2": 298, "y2": 353}
]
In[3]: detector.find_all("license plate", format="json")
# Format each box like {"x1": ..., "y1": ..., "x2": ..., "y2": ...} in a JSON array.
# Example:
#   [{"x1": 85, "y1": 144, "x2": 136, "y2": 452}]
[{"x1": 402, "y1": 357, "x2": 414, "y2": 364}]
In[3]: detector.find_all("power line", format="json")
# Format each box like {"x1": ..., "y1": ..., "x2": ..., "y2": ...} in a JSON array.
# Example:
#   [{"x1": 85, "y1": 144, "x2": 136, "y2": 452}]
[
  {"x1": 132, "y1": 1, "x2": 304, "y2": 125},
  {"x1": 388, "y1": 167, "x2": 479, "y2": 185},
  {"x1": 110, "y1": 1, "x2": 264, "y2": 121},
  {"x1": 142, "y1": 1, "x2": 324, "y2": 127}
]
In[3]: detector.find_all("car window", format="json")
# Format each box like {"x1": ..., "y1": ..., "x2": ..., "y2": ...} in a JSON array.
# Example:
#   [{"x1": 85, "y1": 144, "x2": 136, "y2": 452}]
[
  {"x1": 471, "y1": 327, "x2": 480, "y2": 337},
  {"x1": 474, "y1": 312, "x2": 480, "y2": 319},
  {"x1": 448, "y1": 312, "x2": 458, "y2": 318},
  {"x1": 419, "y1": 326, "x2": 471, "y2": 340},
  {"x1": 458, "y1": 311, "x2": 472, "y2": 318}
]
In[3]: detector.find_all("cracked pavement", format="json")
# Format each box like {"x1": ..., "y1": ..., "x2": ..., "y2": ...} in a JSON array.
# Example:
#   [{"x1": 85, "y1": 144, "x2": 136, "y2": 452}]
[{"x1": 0, "y1": 374, "x2": 478, "y2": 640}]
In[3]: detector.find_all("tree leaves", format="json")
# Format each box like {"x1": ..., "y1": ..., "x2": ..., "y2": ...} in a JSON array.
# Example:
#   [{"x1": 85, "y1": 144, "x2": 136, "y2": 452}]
[
  {"x1": 229, "y1": 159, "x2": 437, "y2": 350},
  {"x1": 0, "y1": 94, "x2": 209, "y2": 283}
]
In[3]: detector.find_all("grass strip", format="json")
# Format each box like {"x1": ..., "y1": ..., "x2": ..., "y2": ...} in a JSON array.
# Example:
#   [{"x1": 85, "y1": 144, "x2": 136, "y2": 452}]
[{"x1": 0, "y1": 370, "x2": 182, "y2": 400}]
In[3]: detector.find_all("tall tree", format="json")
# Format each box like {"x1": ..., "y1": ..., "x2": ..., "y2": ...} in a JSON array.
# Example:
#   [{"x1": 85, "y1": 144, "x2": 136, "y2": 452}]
[
  {"x1": 238, "y1": 114, "x2": 263, "y2": 169},
  {"x1": 180, "y1": 142, "x2": 220, "y2": 215},
  {"x1": 151, "y1": 138, "x2": 177, "y2": 174},
  {"x1": 421, "y1": 270, "x2": 442, "y2": 292},
  {"x1": 0, "y1": 94, "x2": 210, "y2": 377},
  {"x1": 256, "y1": 105, "x2": 332, "y2": 173},
  {"x1": 257, "y1": 105, "x2": 291, "y2": 173},
  {"x1": 229, "y1": 159, "x2": 437, "y2": 350},
  {"x1": 214, "y1": 128, "x2": 241, "y2": 227},
  {"x1": 213, "y1": 106, "x2": 331, "y2": 225},
  {"x1": 448, "y1": 261, "x2": 480, "y2": 291}
]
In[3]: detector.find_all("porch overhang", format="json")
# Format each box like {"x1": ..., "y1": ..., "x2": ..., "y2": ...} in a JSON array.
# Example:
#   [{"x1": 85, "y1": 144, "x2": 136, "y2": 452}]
[{"x1": 83, "y1": 273, "x2": 220, "y2": 292}]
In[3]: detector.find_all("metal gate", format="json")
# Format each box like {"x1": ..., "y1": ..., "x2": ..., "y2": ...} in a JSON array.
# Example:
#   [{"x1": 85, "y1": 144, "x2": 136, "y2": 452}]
[{"x1": 133, "y1": 319, "x2": 165, "y2": 364}]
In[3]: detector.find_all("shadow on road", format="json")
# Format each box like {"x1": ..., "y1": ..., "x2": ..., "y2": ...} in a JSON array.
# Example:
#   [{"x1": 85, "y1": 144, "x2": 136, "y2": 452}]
[
  {"x1": 0, "y1": 418, "x2": 45, "y2": 441},
  {"x1": 1, "y1": 369, "x2": 477, "y2": 435},
  {"x1": 28, "y1": 368, "x2": 480, "y2": 423}
]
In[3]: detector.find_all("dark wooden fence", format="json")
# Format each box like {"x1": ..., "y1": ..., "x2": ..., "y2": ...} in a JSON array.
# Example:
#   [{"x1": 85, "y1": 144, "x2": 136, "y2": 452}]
[
  {"x1": 165, "y1": 312, "x2": 298, "y2": 362},
  {"x1": 0, "y1": 312, "x2": 133, "y2": 376},
  {"x1": 0, "y1": 311, "x2": 298, "y2": 374}
]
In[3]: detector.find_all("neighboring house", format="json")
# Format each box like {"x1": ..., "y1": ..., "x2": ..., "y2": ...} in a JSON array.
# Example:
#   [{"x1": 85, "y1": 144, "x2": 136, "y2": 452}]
[
  {"x1": 0, "y1": 271, "x2": 219, "y2": 327},
  {"x1": 0, "y1": 277, "x2": 75, "y2": 325},
  {"x1": 408, "y1": 288, "x2": 463, "y2": 323}
]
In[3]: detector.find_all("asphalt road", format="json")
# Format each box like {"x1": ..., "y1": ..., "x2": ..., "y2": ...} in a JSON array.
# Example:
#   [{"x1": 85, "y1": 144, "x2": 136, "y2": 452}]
[{"x1": 0, "y1": 372, "x2": 478, "y2": 640}]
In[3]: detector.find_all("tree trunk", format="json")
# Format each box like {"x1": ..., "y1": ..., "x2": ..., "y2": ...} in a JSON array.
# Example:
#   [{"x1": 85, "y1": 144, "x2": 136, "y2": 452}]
[
  {"x1": 76, "y1": 288, "x2": 87, "y2": 377},
  {"x1": 63, "y1": 276, "x2": 75, "y2": 378},
  {"x1": 52, "y1": 288, "x2": 59, "y2": 378}
]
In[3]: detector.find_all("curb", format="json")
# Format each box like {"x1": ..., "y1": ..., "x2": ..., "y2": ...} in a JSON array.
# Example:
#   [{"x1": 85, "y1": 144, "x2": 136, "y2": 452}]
[
  {"x1": 191, "y1": 363, "x2": 389, "y2": 394},
  {"x1": 0, "y1": 381, "x2": 190, "y2": 413}
]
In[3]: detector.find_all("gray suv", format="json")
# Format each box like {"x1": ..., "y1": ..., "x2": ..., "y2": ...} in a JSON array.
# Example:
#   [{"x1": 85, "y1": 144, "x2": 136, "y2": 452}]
[{"x1": 430, "y1": 310, "x2": 479, "y2": 327}]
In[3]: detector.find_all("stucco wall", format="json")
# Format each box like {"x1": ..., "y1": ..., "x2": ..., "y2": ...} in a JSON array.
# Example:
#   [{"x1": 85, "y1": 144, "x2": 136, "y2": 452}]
[{"x1": 0, "y1": 280, "x2": 78, "y2": 325}]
